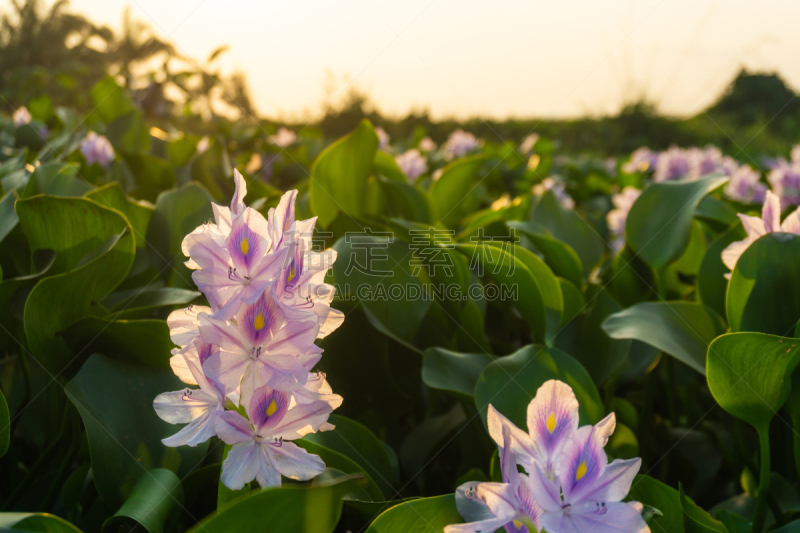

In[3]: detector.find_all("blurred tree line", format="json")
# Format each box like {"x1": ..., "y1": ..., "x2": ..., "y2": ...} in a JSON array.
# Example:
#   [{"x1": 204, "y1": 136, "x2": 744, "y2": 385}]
[{"x1": 2, "y1": 0, "x2": 798, "y2": 158}]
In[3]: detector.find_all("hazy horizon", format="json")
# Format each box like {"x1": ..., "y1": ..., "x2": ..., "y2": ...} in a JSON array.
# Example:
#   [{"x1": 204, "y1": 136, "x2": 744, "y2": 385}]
[{"x1": 29, "y1": 0, "x2": 800, "y2": 121}]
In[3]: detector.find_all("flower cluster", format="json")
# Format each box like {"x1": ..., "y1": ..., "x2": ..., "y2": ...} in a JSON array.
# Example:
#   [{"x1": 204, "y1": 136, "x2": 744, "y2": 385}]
[
  {"x1": 533, "y1": 178, "x2": 574, "y2": 209},
  {"x1": 80, "y1": 132, "x2": 115, "y2": 168},
  {"x1": 767, "y1": 156, "x2": 800, "y2": 210},
  {"x1": 606, "y1": 186, "x2": 641, "y2": 252},
  {"x1": 443, "y1": 129, "x2": 482, "y2": 160},
  {"x1": 725, "y1": 164, "x2": 767, "y2": 205},
  {"x1": 447, "y1": 380, "x2": 649, "y2": 533},
  {"x1": 153, "y1": 170, "x2": 344, "y2": 490},
  {"x1": 622, "y1": 147, "x2": 657, "y2": 174},
  {"x1": 395, "y1": 149, "x2": 428, "y2": 181},
  {"x1": 722, "y1": 189, "x2": 800, "y2": 278},
  {"x1": 12, "y1": 106, "x2": 31, "y2": 127}
]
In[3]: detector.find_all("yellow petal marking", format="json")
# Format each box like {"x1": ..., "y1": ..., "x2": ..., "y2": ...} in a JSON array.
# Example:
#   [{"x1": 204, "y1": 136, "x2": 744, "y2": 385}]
[
  {"x1": 254, "y1": 313, "x2": 265, "y2": 331},
  {"x1": 513, "y1": 521, "x2": 524, "y2": 529},
  {"x1": 547, "y1": 412, "x2": 557, "y2": 433},
  {"x1": 287, "y1": 265, "x2": 296, "y2": 283},
  {"x1": 266, "y1": 399, "x2": 277, "y2": 416},
  {"x1": 241, "y1": 237, "x2": 249, "y2": 255},
  {"x1": 576, "y1": 461, "x2": 587, "y2": 481}
]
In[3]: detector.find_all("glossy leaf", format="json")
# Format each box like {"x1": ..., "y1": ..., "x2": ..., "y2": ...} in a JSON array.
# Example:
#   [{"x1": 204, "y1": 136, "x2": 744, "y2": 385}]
[
  {"x1": 23, "y1": 162, "x2": 90, "y2": 198},
  {"x1": 86, "y1": 182, "x2": 154, "y2": 248},
  {"x1": 680, "y1": 484, "x2": 729, "y2": 533},
  {"x1": 65, "y1": 354, "x2": 208, "y2": 507},
  {"x1": 531, "y1": 190, "x2": 604, "y2": 276},
  {"x1": 310, "y1": 119, "x2": 378, "y2": 227},
  {"x1": 727, "y1": 232, "x2": 800, "y2": 336},
  {"x1": 189, "y1": 474, "x2": 368, "y2": 533},
  {"x1": 0, "y1": 513, "x2": 82, "y2": 533},
  {"x1": 707, "y1": 332, "x2": 800, "y2": 432},
  {"x1": 103, "y1": 468, "x2": 184, "y2": 533},
  {"x1": 296, "y1": 440, "x2": 384, "y2": 501},
  {"x1": 0, "y1": 191, "x2": 19, "y2": 245},
  {"x1": 61, "y1": 317, "x2": 173, "y2": 369},
  {"x1": 91, "y1": 76, "x2": 135, "y2": 122},
  {"x1": 145, "y1": 183, "x2": 214, "y2": 289},
  {"x1": 0, "y1": 388, "x2": 8, "y2": 458},
  {"x1": 627, "y1": 475, "x2": 684, "y2": 533},
  {"x1": 625, "y1": 176, "x2": 727, "y2": 270},
  {"x1": 422, "y1": 347, "x2": 494, "y2": 401},
  {"x1": 508, "y1": 220, "x2": 584, "y2": 287},
  {"x1": 429, "y1": 155, "x2": 485, "y2": 228},
  {"x1": 603, "y1": 302, "x2": 726, "y2": 374},
  {"x1": 365, "y1": 494, "x2": 462, "y2": 533},
  {"x1": 303, "y1": 415, "x2": 396, "y2": 499},
  {"x1": 698, "y1": 225, "x2": 746, "y2": 319},
  {"x1": 473, "y1": 344, "x2": 603, "y2": 429}
]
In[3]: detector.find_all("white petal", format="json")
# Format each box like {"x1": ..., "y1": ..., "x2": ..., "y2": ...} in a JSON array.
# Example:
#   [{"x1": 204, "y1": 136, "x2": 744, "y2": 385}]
[
  {"x1": 220, "y1": 441, "x2": 260, "y2": 490},
  {"x1": 162, "y1": 409, "x2": 218, "y2": 447},
  {"x1": 721, "y1": 238, "x2": 753, "y2": 272},
  {"x1": 585, "y1": 458, "x2": 641, "y2": 503},
  {"x1": 781, "y1": 208, "x2": 800, "y2": 234},
  {"x1": 215, "y1": 410, "x2": 255, "y2": 444},
  {"x1": 487, "y1": 405, "x2": 537, "y2": 471},
  {"x1": 265, "y1": 441, "x2": 325, "y2": 481},
  {"x1": 153, "y1": 388, "x2": 216, "y2": 424},
  {"x1": 762, "y1": 190, "x2": 782, "y2": 233}
]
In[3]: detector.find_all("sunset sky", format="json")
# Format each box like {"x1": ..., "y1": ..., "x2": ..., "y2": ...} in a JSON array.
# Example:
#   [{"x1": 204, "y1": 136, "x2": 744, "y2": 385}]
[{"x1": 43, "y1": 0, "x2": 800, "y2": 120}]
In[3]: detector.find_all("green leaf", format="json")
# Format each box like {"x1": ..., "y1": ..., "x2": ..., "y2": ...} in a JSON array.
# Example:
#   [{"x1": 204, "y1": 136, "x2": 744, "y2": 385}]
[
  {"x1": 556, "y1": 288, "x2": 630, "y2": 385},
  {"x1": 365, "y1": 494, "x2": 462, "y2": 533},
  {"x1": 296, "y1": 439, "x2": 384, "y2": 501},
  {"x1": 23, "y1": 226, "x2": 135, "y2": 375},
  {"x1": 331, "y1": 235, "x2": 430, "y2": 344},
  {"x1": 696, "y1": 195, "x2": 739, "y2": 227},
  {"x1": 377, "y1": 176, "x2": 435, "y2": 224},
  {"x1": 698, "y1": 225, "x2": 746, "y2": 318},
  {"x1": 302, "y1": 415, "x2": 396, "y2": 499},
  {"x1": 0, "y1": 387, "x2": 9, "y2": 458},
  {"x1": 102, "y1": 469, "x2": 184, "y2": 533},
  {"x1": 726, "y1": 233, "x2": 800, "y2": 336},
  {"x1": 603, "y1": 302, "x2": 726, "y2": 374},
  {"x1": 627, "y1": 475, "x2": 684, "y2": 533},
  {"x1": 428, "y1": 154, "x2": 485, "y2": 228},
  {"x1": 16, "y1": 195, "x2": 132, "y2": 277},
  {"x1": 92, "y1": 76, "x2": 135, "y2": 122},
  {"x1": 86, "y1": 182, "x2": 154, "y2": 248},
  {"x1": 145, "y1": 183, "x2": 214, "y2": 289},
  {"x1": 680, "y1": 484, "x2": 729, "y2": 533},
  {"x1": 0, "y1": 513, "x2": 82, "y2": 532},
  {"x1": 64, "y1": 354, "x2": 208, "y2": 507},
  {"x1": 422, "y1": 347, "x2": 494, "y2": 401},
  {"x1": 474, "y1": 345, "x2": 603, "y2": 429},
  {"x1": 608, "y1": 246, "x2": 659, "y2": 308},
  {"x1": 102, "y1": 287, "x2": 200, "y2": 319},
  {"x1": 706, "y1": 332, "x2": 800, "y2": 432},
  {"x1": 125, "y1": 154, "x2": 177, "y2": 202},
  {"x1": 508, "y1": 220, "x2": 584, "y2": 287},
  {"x1": 106, "y1": 110, "x2": 150, "y2": 155},
  {"x1": 773, "y1": 521, "x2": 800, "y2": 533},
  {"x1": 22, "y1": 162, "x2": 90, "y2": 198},
  {"x1": 190, "y1": 140, "x2": 230, "y2": 201},
  {"x1": 626, "y1": 176, "x2": 727, "y2": 270},
  {"x1": 558, "y1": 277, "x2": 584, "y2": 325},
  {"x1": 189, "y1": 474, "x2": 368, "y2": 533},
  {"x1": 455, "y1": 243, "x2": 547, "y2": 343},
  {"x1": 508, "y1": 243, "x2": 563, "y2": 317},
  {"x1": 61, "y1": 317, "x2": 173, "y2": 369},
  {"x1": 310, "y1": 120, "x2": 378, "y2": 227},
  {"x1": 373, "y1": 150, "x2": 407, "y2": 183},
  {"x1": 532, "y1": 191, "x2": 604, "y2": 276},
  {"x1": 0, "y1": 191, "x2": 19, "y2": 245}
]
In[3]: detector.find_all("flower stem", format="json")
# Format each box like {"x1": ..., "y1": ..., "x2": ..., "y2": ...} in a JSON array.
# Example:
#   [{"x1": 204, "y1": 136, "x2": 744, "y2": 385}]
[{"x1": 751, "y1": 426, "x2": 771, "y2": 533}]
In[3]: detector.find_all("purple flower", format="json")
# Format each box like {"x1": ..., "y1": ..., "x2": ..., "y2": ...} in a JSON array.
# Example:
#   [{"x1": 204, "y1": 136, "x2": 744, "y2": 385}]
[
  {"x1": 653, "y1": 146, "x2": 692, "y2": 182},
  {"x1": 725, "y1": 165, "x2": 766, "y2": 204},
  {"x1": 395, "y1": 149, "x2": 428, "y2": 181},
  {"x1": 722, "y1": 190, "x2": 800, "y2": 278},
  {"x1": 528, "y1": 423, "x2": 647, "y2": 533},
  {"x1": 444, "y1": 129, "x2": 482, "y2": 160},
  {"x1": 12, "y1": 106, "x2": 31, "y2": 127},
  {"x1": 80, "y1": 132, "x2": 115, "y2": 168},
  {"x1": 199, "y1": 291, "x2": 322, "y2": 407},
  {"x1": 270, "y1": 127, "x2": 297, "y2": 148},
  {"x1": 607, "y1": 187, "x2": 641, "y2": 252},
  {"x1": 533, "y1": 178, "x2": 574, "y2": 209},
  {"x1": 622, "y1": 147, "x2": 657, "y2": 174},
  {"x1": 419, "y1": 136, "x2": 437, "y2": 152},
  {"x1": 375, "y1": 127, "x2": 390, "y2": 151},
  {"x1": 768, "y1": 161, "x2": 800, "y2": 210},
  {"x1": 215, "y1": 385, "x2": 331, "y2": 490}
]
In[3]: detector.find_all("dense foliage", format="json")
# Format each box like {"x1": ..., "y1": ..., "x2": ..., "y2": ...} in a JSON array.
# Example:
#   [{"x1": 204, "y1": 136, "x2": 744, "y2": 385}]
[{"x1": 2, "y1": 71, "x2": 800, "y2": 533}]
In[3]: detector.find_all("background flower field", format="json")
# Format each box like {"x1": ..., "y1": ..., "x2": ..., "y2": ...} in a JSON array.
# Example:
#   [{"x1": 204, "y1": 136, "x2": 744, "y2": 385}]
[{"x1": 3, "y1": 1, "x2": 800, "y2": 532}]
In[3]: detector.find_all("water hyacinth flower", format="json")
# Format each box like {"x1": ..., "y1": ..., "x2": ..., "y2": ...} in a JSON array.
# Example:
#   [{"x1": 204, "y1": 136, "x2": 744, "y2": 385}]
[
  {"x1": 607, "y1": 187, "x2": 641, "y2": 252},
  {"x1": 767, "y1": 161, "x2": 800, "y2": 210},
  {"x1": 449, "y1": 380, "x2": 649, "y2": 533},
  {"x1": 375, "y1": 127, "x2": 390, "y2": 151},
  {"x1": 533, "y1": 178, "x2": 574, "y2": 209},
  {"x1": 418, "y1": 136, "x2": 437, "y2": 152},
  {"x1": 395, "y1": 149, "x2": 428, "y2": 181},
  {"x1": 155, "y1": 168, "x2": 343, "y2": 491},
  {"x1": 200, "y1": 291, "x2": 323, "y2": 407},
  {"x1": 444, "y1": 129, "x2": 482, "y2": 160},
  {"x1": 725, "y1": 164, "x2": 766, "y2": 204},
  {"x1": 12, "y1": 106, "x2": 31, "y2": 126},
  {"x1": 215, "y1": 385, "x2": 330, "y2": 490},
  {"x1": 270, "y1": 127, "x2": 297, "y2": 148},
  {"x1": 722, "y1": 190, "x2": 800, "y2": 278},
  {"x1": 519, "y1": 133, "x2": 540, "y2": 155},
  {"x1": 447, "y1": 426, "x2": 541, "y2": 533},
  {"x1": 622, "y1": 147, "x2": 657, "y2": 174},
  {"x1": 80, "y1": 132, "x2": 115, "y2": 167}
]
